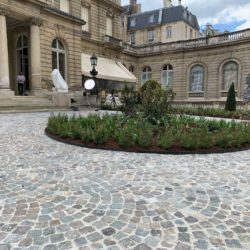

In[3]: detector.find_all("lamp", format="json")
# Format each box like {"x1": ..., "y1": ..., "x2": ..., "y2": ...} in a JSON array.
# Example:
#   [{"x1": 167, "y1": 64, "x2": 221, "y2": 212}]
[
  {"x1": 90, "y1": 54, "x2": 97, "y2": 67},
  {"x1": 90, "y1": 54, "x2": 98, "y2": 78}
]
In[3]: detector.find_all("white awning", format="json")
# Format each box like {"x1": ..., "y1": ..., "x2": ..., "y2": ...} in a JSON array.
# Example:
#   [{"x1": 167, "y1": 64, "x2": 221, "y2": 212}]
[{"x1": 81, "y1": 53, "x2": 137, "y2": 83}]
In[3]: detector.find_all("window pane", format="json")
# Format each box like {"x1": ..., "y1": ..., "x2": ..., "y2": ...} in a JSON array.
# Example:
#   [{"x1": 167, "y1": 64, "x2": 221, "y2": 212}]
[
  {"x1": 190, "y1": 66, "x2": 204, "y2": 91},
  {"x1": 52, "y1": 39, "x2": 57, "y2": 48},
  {"x1": 52, "y1": 51, "x2": 57, "y2": 70},
  {"x1": 58, "y1": 40, "x2": 64, "y2": 50},
  {"x1": 148, "y1": 73, "x2": 152, "y2": 80},
  {"x1": 168, "y1": 71, "x2": 173, "y2": 89},
  {"x1": 17, "y1": 36, "x2": 22, "y2": 49},
  {"x1": 162, "y1": 72, "x2": 167, "y2": 90},
  {"x1": 59, "y1": 53, "x2": 65, "y2": 79},
  {"x1": 23, "y1": 35, "x2": 28, "y2": 47},
  {"x1": 223, "y1": 62, "x2": 238, "y2": 90}
]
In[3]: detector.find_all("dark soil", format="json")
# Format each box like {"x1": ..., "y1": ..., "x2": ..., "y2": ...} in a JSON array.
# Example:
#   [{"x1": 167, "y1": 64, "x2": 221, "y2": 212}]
[{"x1": 45, "y1": 129, "x2": 250, "y2": 155}]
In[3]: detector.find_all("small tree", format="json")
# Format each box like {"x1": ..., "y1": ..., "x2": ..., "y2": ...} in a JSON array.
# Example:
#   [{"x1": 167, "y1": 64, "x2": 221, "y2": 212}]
[{"x1": 225, "y1": 82, "x2": 236, "y2": 111}]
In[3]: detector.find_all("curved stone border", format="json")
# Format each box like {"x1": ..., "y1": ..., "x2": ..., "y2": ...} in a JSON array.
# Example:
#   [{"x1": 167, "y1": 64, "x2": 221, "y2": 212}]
[{"x1": 45, "y1": 129, "x2": 250, "y2": 155}]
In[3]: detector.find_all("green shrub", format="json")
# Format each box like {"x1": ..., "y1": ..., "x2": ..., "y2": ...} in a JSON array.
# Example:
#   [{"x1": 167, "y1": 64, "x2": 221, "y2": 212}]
[
  {"x1": 158, "y1": 132, "x2": 174, "y2": 149},
  {"x1": 225, "y1": 83, "x2": 236, "y2": 111},
  {"x1": 232, "y1": 131, "x2": 246, "y2": 147},
  {"x1": 70, "y1": 121, "x2": 82, "y2": 139},
  {"x1": 215, "y1": 133, "x2": 231, "y2": 148},
  {"x1": 180, "y1": 132, "x2": 198, "y2": 150},
  {"x1": 94, "y1": 125, "x2": 109, "y2": 145},
  {"x1": 57, "y1": 122, "x2": 71, "y2": 138},
  {"x1": 137, "y1": 127, "x2": 153, "y2": 148},
  {"x1": 118, "y1": 125, "x2": 136, "y2": 147},
  {"x1": 140, "y1": 80, "x2": 161, "y2": 93},
  {"x1": 199, "y1": 129, "x2": 213, "y2": 149},
  {"x1": 81, "y1": 128, "x2": 94, "y2": 143}
]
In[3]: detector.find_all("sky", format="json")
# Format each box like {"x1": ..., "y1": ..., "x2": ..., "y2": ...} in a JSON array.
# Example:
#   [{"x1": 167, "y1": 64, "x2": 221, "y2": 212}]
[{"x1": 121, "y1": 0, "x2": 250, "y2": 32}]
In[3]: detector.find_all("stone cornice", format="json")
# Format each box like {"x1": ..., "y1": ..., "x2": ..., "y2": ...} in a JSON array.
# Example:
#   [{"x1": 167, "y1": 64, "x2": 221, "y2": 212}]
[{"x1": 96, "y1": 0, "x2": 125, "y2": 13}]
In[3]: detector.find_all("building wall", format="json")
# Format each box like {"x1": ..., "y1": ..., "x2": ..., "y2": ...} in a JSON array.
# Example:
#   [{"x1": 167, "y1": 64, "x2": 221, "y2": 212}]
[
  {"x1": 128, "y1": 21, "x2": 198, "y2": 45},
  {"x1": 121, "y1": 40, "x2": 250, "y2": 103}
]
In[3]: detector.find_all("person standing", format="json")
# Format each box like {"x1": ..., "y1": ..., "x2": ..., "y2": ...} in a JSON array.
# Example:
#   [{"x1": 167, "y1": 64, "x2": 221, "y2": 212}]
[{"x1": 17, "y1": 72, "x2": 25, "y2": 96}]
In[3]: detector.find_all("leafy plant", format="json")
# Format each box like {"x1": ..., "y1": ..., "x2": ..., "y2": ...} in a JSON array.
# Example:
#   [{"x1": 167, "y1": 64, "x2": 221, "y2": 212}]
[
  {"x1": 94, "y1": 125, "x2": 109, "y2": 145},
  {"x1": 158, "y1": 132, "x2": 174, "y2": 149},
  {"x1": 225, "y1": 82, "x2": 236, "y2": 111},
  {"x1": 137, "y1": 127, "x2": 153, "y2": 148},
  {"x1": 118, "y1": 125, "x2": 136, "y2": 147},
  {"x1": 180, "y1": 132, "x2": 198, "y2": 150},
  {"x1": 81, "y1": 128, "x2": 94, "y2": 143},
  {"x1": 198, "y1": 129, "x2": 213, "y2": 149},
  {"x1": 215, "y1": 133, "x2": 231, "y2": 148}
]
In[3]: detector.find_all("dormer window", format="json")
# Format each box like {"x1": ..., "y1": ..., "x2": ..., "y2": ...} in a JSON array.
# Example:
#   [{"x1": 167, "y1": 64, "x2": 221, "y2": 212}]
[
  {"x1": 131, "y1": 18, "x2": 136, "y2": 27},
  {"x1": 149, "y1": 15, "x2": 154, "y2": 23}
]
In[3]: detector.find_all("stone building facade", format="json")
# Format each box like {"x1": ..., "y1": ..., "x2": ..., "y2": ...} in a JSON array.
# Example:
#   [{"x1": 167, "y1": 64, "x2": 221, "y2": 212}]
[{"x1": 0, "y1": 0, "x2": 250, "y2": 108}]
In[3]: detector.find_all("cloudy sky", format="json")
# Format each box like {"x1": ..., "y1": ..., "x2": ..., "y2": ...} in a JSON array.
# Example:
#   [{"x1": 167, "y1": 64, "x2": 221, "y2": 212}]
[{"x1": 121, "y1": 0, "x2": 250, "y2": 32}]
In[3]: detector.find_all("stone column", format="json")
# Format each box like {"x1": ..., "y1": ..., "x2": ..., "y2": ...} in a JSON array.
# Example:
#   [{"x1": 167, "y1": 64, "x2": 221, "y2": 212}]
[
  {"x1": 0, "y1": 8, "x2": 12, "y2": 95},
  {"x1": 30, "y1": 17, "x2": 43, "y2": 93}
]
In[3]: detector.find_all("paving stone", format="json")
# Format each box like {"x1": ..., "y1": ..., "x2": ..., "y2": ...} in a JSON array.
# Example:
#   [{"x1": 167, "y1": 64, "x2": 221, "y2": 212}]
[
  {"x1": 225, "y1": 239, "x2": 243, "y2": 248},
  {"x1": 102, "y1": 227, "x2": 116, "y2": 236},
  {"x1": 194, "y1": 240, "x2": 208, "y2": 249},
  {"x1": 74, "y1": 237, "x2": 87, "y2": 247},
  {"x1": 50, "y1": 234, "x2": 64, "y2": 243},
  {"x1": 0, "y1": 244, "x2": 11, "y2": 250},
  {"x1": 87, "y1": 232, "x2": 103, "y2": 242},
  {"x1": 134, "y1": 243, "x2": 152, "y2": 250},
  {"x1": 43, "y1": 245, "x2": 58, "y2": 250}
]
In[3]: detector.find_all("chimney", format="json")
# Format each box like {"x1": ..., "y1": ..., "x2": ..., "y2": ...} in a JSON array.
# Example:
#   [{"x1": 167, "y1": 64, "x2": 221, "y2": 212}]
[
  {"x1": 163, "y1": 0, "x2": 172, "y2": 8},
  {"x1": 179, "y1": 0, "x2": 182, "y2": 5},
  {"x1": 129, "y1": 0, "x2": 137, "y2": 14}
]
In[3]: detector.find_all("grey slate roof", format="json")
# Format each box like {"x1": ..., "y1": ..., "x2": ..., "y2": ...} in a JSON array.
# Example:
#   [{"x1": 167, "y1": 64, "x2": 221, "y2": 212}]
[{"x1": 127, "y1": 5, "x2": 199, "y2": 31}]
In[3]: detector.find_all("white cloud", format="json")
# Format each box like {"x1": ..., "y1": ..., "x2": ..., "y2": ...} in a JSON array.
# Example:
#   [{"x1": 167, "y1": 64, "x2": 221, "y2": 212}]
[{"x1": 121, "y1": 0, "x2": 250, "y2": 31}]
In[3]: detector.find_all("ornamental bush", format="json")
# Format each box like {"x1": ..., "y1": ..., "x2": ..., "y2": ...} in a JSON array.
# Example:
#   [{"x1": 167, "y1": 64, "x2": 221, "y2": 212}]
[
  {"x1": 225, "y1": 83, "x2": 236, "y2": 111},
  {"x1": 140, "y1": 80, "x2": 161, "y2": 93}
]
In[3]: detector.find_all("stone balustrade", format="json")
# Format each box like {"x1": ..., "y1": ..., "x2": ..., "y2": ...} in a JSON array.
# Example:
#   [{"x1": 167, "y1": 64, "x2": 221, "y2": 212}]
[{"x1": 124, "y1": 29, "x2": 250, "y2": 55}]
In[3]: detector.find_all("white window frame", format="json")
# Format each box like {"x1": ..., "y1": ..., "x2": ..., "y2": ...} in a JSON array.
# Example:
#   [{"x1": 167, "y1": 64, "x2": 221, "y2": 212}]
[
  {"x1": 222, "y1": 61, "x2": 238, "y2": 90},
  {"x1": 148, "y1": 30, "x2": 154, "y2": 42},
  {"x1": 167, "y1": 26, "x2": 172, "y2": 38},
  {"x1": 141, "y1": 66, "x2": 152, "y2": 85},
  {"x1": 52, "y1": 39, "x2": 67, "y2": 80},
  {"x1": 162, "y1": 64, "x2": 173, "y2": 90},
  {"x1": 130, "y1": 33, "x2": 135, "y2": 44},
  {"x1": 190, "y1": 65, "x2": 204, "y2": 92}
]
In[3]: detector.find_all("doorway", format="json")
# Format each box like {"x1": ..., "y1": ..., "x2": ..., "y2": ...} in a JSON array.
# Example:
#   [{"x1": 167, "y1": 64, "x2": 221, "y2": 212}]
[{"x1": 16, "y1": 34, "x2": 29, "y2": 95}]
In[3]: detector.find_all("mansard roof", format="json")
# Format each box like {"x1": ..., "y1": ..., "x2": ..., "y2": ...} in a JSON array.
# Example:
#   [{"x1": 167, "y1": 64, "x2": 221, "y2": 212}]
[{"x1": 127, "y1": 5, "x2": 199, "y2": 31}]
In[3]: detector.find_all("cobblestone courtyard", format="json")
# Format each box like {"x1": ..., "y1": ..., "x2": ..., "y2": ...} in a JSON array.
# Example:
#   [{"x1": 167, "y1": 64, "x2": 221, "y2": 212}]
[{"x1": 0, "y1": 111, "x2": 249, "y2": 250}]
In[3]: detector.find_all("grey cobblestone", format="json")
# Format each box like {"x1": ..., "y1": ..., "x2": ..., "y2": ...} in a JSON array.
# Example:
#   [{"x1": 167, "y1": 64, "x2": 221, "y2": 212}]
[{"x1": 0, "y1": 111, "x2": 249, "y2": 249}]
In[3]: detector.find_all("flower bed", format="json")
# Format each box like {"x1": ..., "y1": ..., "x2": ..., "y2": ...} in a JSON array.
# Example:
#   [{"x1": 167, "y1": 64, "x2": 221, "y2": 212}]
[{"x1": 45, "y1": 113, "x2": 250, "y2": 154}]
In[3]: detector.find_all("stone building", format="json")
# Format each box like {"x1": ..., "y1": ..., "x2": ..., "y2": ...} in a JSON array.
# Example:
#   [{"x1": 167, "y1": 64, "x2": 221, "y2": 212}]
[{"x1": 0, "y1": 0, "x2": 250, "y2": 109}]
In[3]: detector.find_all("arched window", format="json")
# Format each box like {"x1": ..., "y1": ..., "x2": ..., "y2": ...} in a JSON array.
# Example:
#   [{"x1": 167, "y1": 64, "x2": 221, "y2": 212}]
[
  {"x1": 52, "y1": 39, "x2": 66, "y2": 79},
  {"x1": 190, "y1": 65, "x2": 204, "y2": 91},
  {"x1": 222, "y1": 61, "x2": 238, "y2": 90},
  {"x1": 162, "y1": 64, "x2": 173, "y2": 90},
  {"x1": 141, "y1": 66, "x2": 152, "y2": 85},
  {"x1": 129, "y1": 66, "x2": 134, "y2": 73}
]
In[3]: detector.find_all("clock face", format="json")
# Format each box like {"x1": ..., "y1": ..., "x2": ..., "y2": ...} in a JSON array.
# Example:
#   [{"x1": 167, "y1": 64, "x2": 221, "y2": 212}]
[{"x1": 84, "y1": 79, "x2": 95, "y2": 90}]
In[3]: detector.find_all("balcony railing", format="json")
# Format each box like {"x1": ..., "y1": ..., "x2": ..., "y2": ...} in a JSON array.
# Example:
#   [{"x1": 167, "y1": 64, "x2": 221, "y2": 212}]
[
  {"x1": 123, "y1": 29, "x2": 250, "y2": 55},
  {"x1": 103, "y1": 35, "x2": 122, "y2": 47}
]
